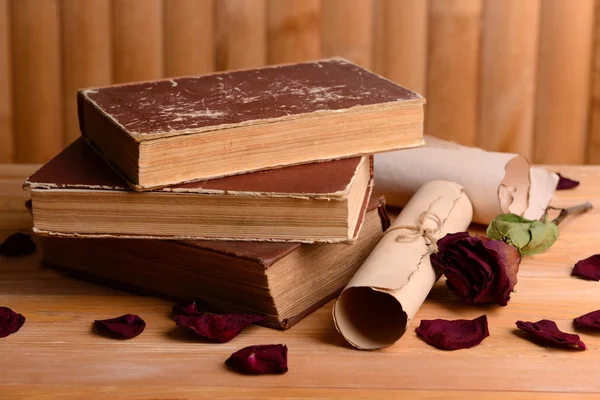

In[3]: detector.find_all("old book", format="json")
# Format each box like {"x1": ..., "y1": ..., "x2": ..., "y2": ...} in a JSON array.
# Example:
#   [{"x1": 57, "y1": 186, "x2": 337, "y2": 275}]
[
  {"x1": 78, "y1": 58, "x2": 425, "y2": 190},
  {"x1": 24, "y1": 139, "x2": 373, "y2": 242},
  {"x1": 41, "y1": 197, "x2": 390, "y2": 330}
]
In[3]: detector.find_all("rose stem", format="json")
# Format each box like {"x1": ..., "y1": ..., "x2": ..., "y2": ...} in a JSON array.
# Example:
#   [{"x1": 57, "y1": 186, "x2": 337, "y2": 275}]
[{"x1": 551, "y1": 202, "x2": 593, "y2": 225}]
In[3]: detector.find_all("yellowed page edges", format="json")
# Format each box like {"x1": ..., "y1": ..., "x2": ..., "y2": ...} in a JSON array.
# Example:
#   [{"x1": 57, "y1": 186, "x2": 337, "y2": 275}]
[
  {"x1": 374, "y1": 135, "x2": 559, "y2": 224},
  {"x1": 333, "y1": 180, "x2": 473, "y2": 350}
]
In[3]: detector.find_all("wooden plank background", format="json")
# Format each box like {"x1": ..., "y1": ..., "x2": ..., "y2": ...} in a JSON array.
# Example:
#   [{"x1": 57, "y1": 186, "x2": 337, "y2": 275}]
[{"x1": 2, "y1": 0, "x2": 600, "y2": 164}]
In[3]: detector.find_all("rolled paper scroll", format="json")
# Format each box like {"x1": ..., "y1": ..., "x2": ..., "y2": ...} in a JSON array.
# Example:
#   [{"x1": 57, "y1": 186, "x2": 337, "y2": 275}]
[
  {"x1": 333, "y1": 180, "x2": 473, "y2": 350},
  {"x1": 373, "y1": 135, "x2": 559, "y2": 224}
]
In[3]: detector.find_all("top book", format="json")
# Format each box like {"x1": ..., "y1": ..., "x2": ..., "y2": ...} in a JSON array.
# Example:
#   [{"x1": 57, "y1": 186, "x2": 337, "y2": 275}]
[{"x1": 78, "y1": 58, "x2": 425, "y2": 190}]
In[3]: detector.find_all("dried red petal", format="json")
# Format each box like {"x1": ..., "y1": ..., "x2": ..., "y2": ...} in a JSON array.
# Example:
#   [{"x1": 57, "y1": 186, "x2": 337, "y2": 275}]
[
  {"x1": 94, "y1": 314, "x2": 146, "y2": 339},
  {"x1": 415, "y1": 315, "x2": 489, "y2": 350},
  {"x1": 572, "y1": 255, "x2": 600, "y2": 281},
  {"x1": 0, "y1": 307, "x2": 26, "y2": 338},
  {"x1": 173, "y1": 313, "x2": 264, "y2": 343},
  {"x1": 556, "y1": 173, "x2": 580, "y2": 190},
  {"x1": 431, "y1": 232, "x2": 520, "y2": 306},
  {"x1": 0, "y1": 233, "x2": 36, "y2": 257},
  {"x1": 516, "y1": 319, "x2": 586, "y2": 350},
  {"x1": 172, "y1": 302, "x2": 203, "y2": 316},
  {"x1": 573, "y1": 309, "x2": 600, "y2": 331},
  {"x1": 225, "y1": 344, "x2": 288, "y2": 374}
]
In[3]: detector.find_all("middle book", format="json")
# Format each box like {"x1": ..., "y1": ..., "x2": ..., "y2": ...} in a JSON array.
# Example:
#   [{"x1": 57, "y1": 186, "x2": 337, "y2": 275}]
[{"x1": 25, "y1": 139, "x2": 373, "y2": 243}]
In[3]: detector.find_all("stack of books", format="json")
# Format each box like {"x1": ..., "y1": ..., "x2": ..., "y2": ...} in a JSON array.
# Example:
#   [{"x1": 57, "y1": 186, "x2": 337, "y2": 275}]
[{"x1": 25, "y1": 59, "x2": 424, "y2": 329}]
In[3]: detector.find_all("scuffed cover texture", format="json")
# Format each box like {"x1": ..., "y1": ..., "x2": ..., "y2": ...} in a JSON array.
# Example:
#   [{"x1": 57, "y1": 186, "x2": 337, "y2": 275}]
[{"x1": 80, "y1": 59, "x2": 423, "y2": 139}]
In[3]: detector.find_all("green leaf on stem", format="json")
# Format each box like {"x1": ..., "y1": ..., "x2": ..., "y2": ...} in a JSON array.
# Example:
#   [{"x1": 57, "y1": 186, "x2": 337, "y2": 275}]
[{"x1": 486, "y1": 214, "x2": 559, "y2": 255}]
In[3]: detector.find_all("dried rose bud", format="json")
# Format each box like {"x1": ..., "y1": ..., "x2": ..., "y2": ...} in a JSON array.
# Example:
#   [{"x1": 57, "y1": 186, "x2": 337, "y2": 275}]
[
  {"x1": 172, "y1": 302, "x2": 203, "y2": 316},
  {"x1": 516, "y1": 319, "x2": 586, "y2": 350},
  {"x1": 573, "y1": 310, "x2": 600, "y2": 331},
  {"x1": 556, "y1": 173, "x2": 580, "y2": 190},
  {"x1": 0, "y1": 307, "x2": 26, "y2": 338},
  {"x1": 225, "y1": 344, "x2": 288, "y2": 374},
  {"x1": 431, "y1": 232, "x2": 521, "y2": 306},
  {"x1": 0, "y1": 233, "x2": 36, "y2": 257},
  {"x1": 174, "y1": 313, "x2": 264, "y2": 343},
  {"x1": 415, "y1": 315, "x2": 489, "y2": 350},
  {"x1": 94, "y1": 314, "x2": 146, "y2": 339},
  {"x1": 572, "y1": 255, "x2": 600, "y2": 281}
]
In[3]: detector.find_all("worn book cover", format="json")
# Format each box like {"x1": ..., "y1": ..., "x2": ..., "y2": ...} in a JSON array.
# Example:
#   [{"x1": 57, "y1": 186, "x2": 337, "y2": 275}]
[
  {"x1": 78, "y1": 58, "x2": 425, "y2": 189},
  {"x1": 42, "y1": 197, "x2": 390, "y2": 330},
  {"x1": 25, "y1": 139, "x2": 373, "y2": 243}
]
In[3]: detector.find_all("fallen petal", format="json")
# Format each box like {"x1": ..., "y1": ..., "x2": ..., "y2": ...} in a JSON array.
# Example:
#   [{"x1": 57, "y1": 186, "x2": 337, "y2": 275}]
[
  {"x1": 0, "y1": 233, "x2": 36, "y2": 257},
  {"x1": 172, "y1": 302, "x2": 203, "y2": 316},
  {"x1": 415, "y1": 315, "x2": 489, "y2": 350},
  {"x1": 573, "y1": 309, "x2": 600, "y2": 331},
  {"x1": 225, "y1": 344, "x2": 288, "y2": 374},
  {"x1": 516, "y1": 319, "x2": 586, "y2": 350},
  {"x1": 174, "y1": 313, "x2": 264, "y2": 343},
  {"x1": 0, "y1": 307, "x2": 26, "y2": 338},
  {"x1": 572, "y1": 255, "x2": 600, "y2": 281},
  {"x1": 556, "y1": 173, "x2": 580, "y2": 190},
  {"x1": 94, "y1": 314, "x2": 146, "y2": 339}
]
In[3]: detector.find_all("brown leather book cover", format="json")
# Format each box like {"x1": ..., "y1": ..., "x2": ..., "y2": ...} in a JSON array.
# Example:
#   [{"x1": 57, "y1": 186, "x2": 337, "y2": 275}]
[
  {"x1": 25, "y1": 139, "x2": 374, "y2": 242},
  {"x1": 42, "y1": 197, "x2": 390, "y2": 330}
]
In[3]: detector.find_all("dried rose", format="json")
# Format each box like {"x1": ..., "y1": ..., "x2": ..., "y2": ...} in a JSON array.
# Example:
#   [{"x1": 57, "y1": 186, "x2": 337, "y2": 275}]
[
  {"x1": 173, "y1": 313, "x2": 265, "y2": 343},
  {"x1": 573, "y1": 310, "x2": 600, "y2": 331},
  {"x1": 225, "y1": 344, "x2": 288, "y2": 374},
  {"x1": 94, "y1": 314, "x2": 146, "y2": 339},
  {"x1": 172, "y1": 302, "x2": 203, "y2": 316},
  {"x1": 486, "y1": 214, "x2": 558, "y2": 256},
  {"x1": 431, "y1": 232, "x2": 520, "y2": 306},
  {"x1": 572, "y1": 255, "x2": 600, "y2": 281},
  {"x1": 516, "y1": 319, "x2": 586, "y2": 350},
  {"x1": 0, "y1": 233, "x2": 36, "y2": 257},
  {"x1": 556, "y1": 173, "x2": 580, "y2": 190},
  {"x1": 0, "y1": 307, "x2": 26, "y2": 338},
  {"x1": 415, "y1": 315, "x2": 489, "y2": 350}
]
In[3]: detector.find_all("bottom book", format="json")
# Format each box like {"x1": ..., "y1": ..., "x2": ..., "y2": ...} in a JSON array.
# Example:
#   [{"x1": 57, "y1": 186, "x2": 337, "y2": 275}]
[{"x1": 41, "y1": 197, "x2": 390, "y2": 330}]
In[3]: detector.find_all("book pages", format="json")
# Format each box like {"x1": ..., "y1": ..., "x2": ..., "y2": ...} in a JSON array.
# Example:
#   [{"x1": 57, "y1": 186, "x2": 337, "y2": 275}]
[
  {"x1": 374, "y1": 135, "x2": 559, "y2": 224},
  {"x1": 333, "y1": 181, "x2": 473, "y2": 350}
]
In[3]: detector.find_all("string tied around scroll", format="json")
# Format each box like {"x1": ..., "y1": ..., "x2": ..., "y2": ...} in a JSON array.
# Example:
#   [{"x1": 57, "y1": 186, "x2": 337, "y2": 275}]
[{"x1": 386, "y1": 198, "x2": 443, "y2": 252}]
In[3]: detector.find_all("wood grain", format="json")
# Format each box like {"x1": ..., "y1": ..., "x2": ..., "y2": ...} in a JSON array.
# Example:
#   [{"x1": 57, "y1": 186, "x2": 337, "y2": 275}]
[
  {"x1": 10, "y1": 0, "x2": 63, "y2": 163},
  {"x1": 164, "y1": 0, "x2": 215, "y2": 77},
  {"x1": 267, "y1": 0, "x2": 321, "y2": 65},
  {"x1": 373, "y1": 0, "x2": 427, "y2": 95},
  {"x1": 112, "y1": 0, "x2": 163, "y2": 83},
  {"x1": 425, "y1": 0, "x2": 482, "y2": 146},
  {"x1": 0, "y1": 0, "x2": 12, "y2": 162},
  {"x1": 216, "y1": 0, "x2": 267, "y2": 70},
  {"x1": 477, "y1": 0, "x2": 540, "y2": 159},
  {"x1": 586, "y1": 0, "x2": 600, "y2": 164},
  {"x1": 60, "y1": 0, "x2": 112, "y2": 144},
  {"x1": 2, "y1": 163, "x2": 600, "y2": 399},
  {"x1": 534, "y1": 0, "x2": 594, "y2": 164},
  {"x1": 321, "y1": 0, "x2": 373, "y2": 68}
]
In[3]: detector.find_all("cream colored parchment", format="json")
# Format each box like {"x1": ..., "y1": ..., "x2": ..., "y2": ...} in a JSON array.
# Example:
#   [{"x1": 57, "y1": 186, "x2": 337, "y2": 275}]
[
  {"x1": 373, "y1": 135, "x2": 559, "y2": 224},
  {"x1": 333, "y1": 180, "x2": 473, "y2": 350}
]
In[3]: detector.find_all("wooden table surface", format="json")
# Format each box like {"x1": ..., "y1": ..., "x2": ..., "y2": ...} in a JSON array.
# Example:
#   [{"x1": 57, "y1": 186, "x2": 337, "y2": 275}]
[{"x1": 2, "y1": 164, "x2": 600, "y2": 400}]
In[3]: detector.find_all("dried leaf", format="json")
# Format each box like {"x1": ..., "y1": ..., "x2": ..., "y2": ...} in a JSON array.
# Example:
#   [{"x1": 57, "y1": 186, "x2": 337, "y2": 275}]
[
  {"x1": 415, "y1": 315, "x2": 489, "y2": 350},
  {"x1": 173, "y1": 313, "x2": 265, "y2": 343},
  {"x1": 225, "y1": 344, "x2": 288, "y2": 374},
  {"x1": 0, "y1": 233, "x2": 36, "y2": 257},
  {"x1": 573, "y1": 309, "x2": 600, "y2": 331},
  {"x1": 572, "y1": 255, "x2": 600, "y2": 281},
  {"x1": 0, "y1": 307, "x2": 26, "y2": 338},
  {"x1": 94, "y1": 314, "x2": 146, "y2": 339},
  {"x1": 516, "y1": 319, "x2": 586, "y2": 350},
  {"x1": 431, "y1": 232, "x2": 521, "y2": 306},
  {"x1": 486, "y1": 214, "x2": 558, "y2": 255},
  {"x1": 556, "y1": 173, "x2": 580, "y2": 190}
]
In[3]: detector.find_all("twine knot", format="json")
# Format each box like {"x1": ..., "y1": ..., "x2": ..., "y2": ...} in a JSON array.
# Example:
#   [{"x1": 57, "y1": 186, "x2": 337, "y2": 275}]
[{"x1": 387, "y1": 211, "x2": 443, "y2": 252}]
